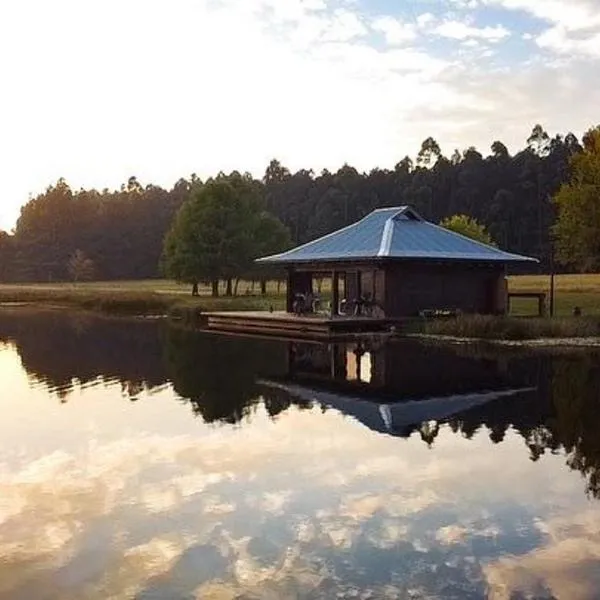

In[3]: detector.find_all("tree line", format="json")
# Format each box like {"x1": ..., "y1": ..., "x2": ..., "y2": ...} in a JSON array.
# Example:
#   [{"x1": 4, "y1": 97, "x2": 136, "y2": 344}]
[{"x1": 0, "y1": 123, "x2": 598, "y2": 284}]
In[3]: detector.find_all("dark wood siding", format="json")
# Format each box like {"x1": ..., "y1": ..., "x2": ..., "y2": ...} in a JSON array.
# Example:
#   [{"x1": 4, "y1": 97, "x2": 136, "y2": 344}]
[{"x1": 384, "y1": 263, "x2": 505, "y2": 317}]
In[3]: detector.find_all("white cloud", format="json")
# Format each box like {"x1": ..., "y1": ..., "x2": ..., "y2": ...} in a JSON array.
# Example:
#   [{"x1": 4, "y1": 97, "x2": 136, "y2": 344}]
[
  {"x1": 485, "y1": 509, "x2": 600, "y2": 600},
  {"x1": 0, "y1": 0, "x2": 598, "y2": 231},
  {"x1": 484, "y1": 0, "x2": 600, "y2": 31},
  {"x1": 371, "y1": 15, "x2": 418, "y2": 45},
  {"x1": 536, "y1": 25, "x2": 600, "y2": 58},
  {"x1": 483, "y1": 0, "x2": 600, "y2": 58},
  {"x1": 434, "y1": 20, "x2": 510, "y2": 42},
  {"x1": 321, "y1": 8, "x2": 368, "y2": 42},
  {"x1": 418, "y1": 12, "x2": 436, "y2": 27}
]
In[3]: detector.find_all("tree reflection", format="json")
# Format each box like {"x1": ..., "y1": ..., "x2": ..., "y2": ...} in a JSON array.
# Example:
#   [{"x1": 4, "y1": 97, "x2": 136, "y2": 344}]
[
  {"x1": 444, "y1": 351, "x2": 600, "y2": 499},
  {"x1": 0, "y1": 309, "x2": 167, "y2": 399},
  {"x1": 163, "y1": 327, "x2": 291, "y2": 423},
  {"x1": 2, "y1": 309, "x2": 600, "y2": 499},
  {"x1": 550, "y1": 355, "x2": 600, "y2": 498}
]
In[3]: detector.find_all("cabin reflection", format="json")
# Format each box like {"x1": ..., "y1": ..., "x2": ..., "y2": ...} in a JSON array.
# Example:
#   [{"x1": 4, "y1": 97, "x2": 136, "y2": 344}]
[
  {"x1": 283, "y1": 338, "x2": 534, "y2": 400},
  {"x1": 262, "y1": 338, "x2": 539, "y2": 442}
]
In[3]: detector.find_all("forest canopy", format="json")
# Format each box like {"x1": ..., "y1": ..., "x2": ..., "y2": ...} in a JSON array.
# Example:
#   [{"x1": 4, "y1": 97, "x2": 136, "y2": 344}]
[{"x1": 0, "y1": 124, "x2": 597, "y2": 283}]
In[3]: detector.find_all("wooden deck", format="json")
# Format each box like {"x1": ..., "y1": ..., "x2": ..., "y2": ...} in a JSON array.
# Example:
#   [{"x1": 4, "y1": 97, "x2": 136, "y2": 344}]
[{"x1": 203, "y1": 311, "x2": 401, "y2": 339}]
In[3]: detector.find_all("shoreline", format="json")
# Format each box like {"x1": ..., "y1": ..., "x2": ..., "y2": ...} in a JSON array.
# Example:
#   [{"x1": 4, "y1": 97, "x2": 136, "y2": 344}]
[
  {"x1": 406, "y1": 333, "x2": 600, "y2": 349},
  {"x1": 2, "y1": 300, "x2": 600, "y2": 348}
]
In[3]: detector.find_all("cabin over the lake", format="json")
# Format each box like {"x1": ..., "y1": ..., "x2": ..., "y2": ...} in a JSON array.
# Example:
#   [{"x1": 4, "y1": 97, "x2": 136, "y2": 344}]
[{"x1": 257, "y1": 206, "x2": 537, "y2": 318}]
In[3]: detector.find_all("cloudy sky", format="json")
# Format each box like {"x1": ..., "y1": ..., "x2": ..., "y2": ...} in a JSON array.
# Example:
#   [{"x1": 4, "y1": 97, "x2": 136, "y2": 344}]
[{"x1": 1, "y1": 0, "x2": 599, "y2": 231}]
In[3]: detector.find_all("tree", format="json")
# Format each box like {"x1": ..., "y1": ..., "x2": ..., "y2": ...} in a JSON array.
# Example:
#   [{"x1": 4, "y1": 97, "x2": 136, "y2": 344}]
[
  {"x1": 553, "y1": 126, "x2": 600, "y2": 271},
  {"x1": 67, "y1": 250, "x2": 96, "y2": 282},
  {"x1": 440, "y1": 214, "x2": 496, "y2": 246},
  {"x1": 416, "y1": 137, "x2": 442, "y2": 168},
  {"x1": 491, "y1": 140, "x2": 510, "y2": 160},
  {"x1": 0, "y1": 231, "x2": 13, "y2": 281},
  {"x1": 450, "y1": 149, "x2": 462, "y2": 165},
  {"x1": 263, "y1": 159, "x2": 290, "y2": 185},
  {"x1": 527, "y1": 124, "x2": 550, "y2": 157},
  {"x1": 251, "y1": 212, "x2": 291, "y2": 294},
  {"x1": 162, "y1": 174, "x2": 288, "y2": 296},
  {"x1": 394, "y1": 156, "x2": 413, "y2": 174}
]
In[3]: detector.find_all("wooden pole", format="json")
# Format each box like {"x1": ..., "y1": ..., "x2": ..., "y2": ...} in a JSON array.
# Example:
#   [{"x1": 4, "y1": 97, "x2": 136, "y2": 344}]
[
  {"x1": 549, "y1": 242, "x2": 555, "y2": 318},
  {"x1": 332, "y1": 270, "x2": 339, "y2": 317},
  {"x1": 286, "y1": 269, "x2": 294, "y2": 313}
]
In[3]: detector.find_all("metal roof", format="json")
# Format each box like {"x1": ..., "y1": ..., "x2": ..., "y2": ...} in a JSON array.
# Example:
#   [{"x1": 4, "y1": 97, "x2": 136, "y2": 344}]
[{"x1": 257, "y1": 206, "x2": 537, "y2": 264}]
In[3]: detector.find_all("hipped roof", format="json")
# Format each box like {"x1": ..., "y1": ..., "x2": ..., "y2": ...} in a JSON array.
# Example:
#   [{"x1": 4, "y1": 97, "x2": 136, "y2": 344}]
[{"x1": 257, "y1": 206, "x2": 537, "y2": 265}]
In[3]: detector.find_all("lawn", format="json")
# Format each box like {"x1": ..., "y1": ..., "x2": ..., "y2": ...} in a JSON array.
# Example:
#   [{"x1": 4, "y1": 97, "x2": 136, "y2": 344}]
[{"x1": 508, "y1": 274, "x2": 600, "y2": 317}]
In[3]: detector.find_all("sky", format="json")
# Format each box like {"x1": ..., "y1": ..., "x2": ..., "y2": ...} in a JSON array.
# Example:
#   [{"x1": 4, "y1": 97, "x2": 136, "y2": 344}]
[{"x1": 1, "y1": 0, "x2": 599, "y2": 232}]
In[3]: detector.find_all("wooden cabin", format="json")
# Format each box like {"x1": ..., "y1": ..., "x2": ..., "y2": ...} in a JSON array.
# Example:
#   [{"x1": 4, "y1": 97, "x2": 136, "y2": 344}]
[{"x1": 256, "y1": 206, "x2": 537, "y2": 318}]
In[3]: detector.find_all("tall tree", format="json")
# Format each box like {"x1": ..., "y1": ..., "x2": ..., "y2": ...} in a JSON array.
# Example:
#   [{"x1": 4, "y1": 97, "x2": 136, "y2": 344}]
[
  {"x1": 0, "y1": 231, "x2": 13, "y2": 281},
  {"x1": 527, "y1": 124, "x2": 551, "y2": 157},
  {"x1": 162, "y1": 174, "x2": 287, "y2": 296},
  {"x1": 416, "y1": 137, "x2": 442, "y2": 168},
  {"x1": 553, "y1": 126, "x2": 600, "y2": 271},
  {"x1": 67, "y1": 250, "x2": 96, "y2": 282}
]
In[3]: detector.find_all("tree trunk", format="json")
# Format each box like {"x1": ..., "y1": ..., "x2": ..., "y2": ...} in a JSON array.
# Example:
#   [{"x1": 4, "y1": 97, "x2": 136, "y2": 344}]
[
  {"x1": 233, "y1": 278, "x2": 240, "y2": 296},
  {"x1": 191, "y1": 282, "x2": 199, "y2": 296},
  {"x1": 226, "y1": 278, "x2": 233, "y2": 296},
  {"x1": 211, "y1": 279, "x2": 219, "y2": 297},
  {"x1": 277, "y1": 280, "x2": 281, "y2": 294},
  {"x1": 260, "y1": 279, "x2": 267, "y2": 295}
]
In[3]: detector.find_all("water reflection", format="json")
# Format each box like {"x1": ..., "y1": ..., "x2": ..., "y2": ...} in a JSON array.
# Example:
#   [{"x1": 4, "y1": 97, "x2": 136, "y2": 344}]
[
  {"x1": 0, "y1": 309, "x2": 167, "y2": 400},
  {"x1": 1, "y1": 310, "x2": 600, "y2": 599},
  {"x1": 1, "y1": 309, "x2": 600, "y2": 501}
]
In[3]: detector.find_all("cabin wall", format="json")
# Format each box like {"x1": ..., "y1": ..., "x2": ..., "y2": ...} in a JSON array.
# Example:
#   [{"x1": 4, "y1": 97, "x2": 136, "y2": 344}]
[{"x1": 383, "y1": 263, "x2": 506, "y2": 317}]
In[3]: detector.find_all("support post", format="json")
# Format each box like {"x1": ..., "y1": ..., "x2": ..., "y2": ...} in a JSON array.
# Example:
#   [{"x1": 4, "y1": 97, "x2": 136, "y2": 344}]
[
  {"x1": 286, "y1": 269, "x2": 295, "y2": 313},
  {"x1": 332, "y1": 270, "x2": 339, "y2": 317},
  {"x1": 549, "y1": 243, "x2": 555, "y2": 318}
]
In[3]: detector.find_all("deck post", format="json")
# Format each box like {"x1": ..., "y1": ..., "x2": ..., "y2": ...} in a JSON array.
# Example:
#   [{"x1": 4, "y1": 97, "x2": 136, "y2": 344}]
[
  {"x1": 286, "y1": 269, "x2": 295, "y2": 313},
  {"x1": 332, "y1": 270, "x2": 339, "y2": 317}
]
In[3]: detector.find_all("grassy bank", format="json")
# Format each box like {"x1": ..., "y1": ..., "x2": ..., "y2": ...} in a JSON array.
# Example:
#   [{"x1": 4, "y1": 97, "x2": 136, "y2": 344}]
[
  {"x1": 0, "y1": 283, "x2": 286, "y2": 317},
  {"x1": 421, "y1": 314, "x2": 600, "y2": 340}
]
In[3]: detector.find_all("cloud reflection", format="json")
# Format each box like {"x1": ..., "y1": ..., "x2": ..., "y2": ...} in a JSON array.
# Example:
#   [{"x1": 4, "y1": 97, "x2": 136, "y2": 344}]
[{"x1": 1, "y1": 402, "x2": 598, "y2": 599}]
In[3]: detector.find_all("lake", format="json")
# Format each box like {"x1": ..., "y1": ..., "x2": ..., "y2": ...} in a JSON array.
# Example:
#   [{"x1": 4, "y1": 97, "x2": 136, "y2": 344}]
[{"x1": 1, "y1": 309, "x2": 599, "y2": 600}]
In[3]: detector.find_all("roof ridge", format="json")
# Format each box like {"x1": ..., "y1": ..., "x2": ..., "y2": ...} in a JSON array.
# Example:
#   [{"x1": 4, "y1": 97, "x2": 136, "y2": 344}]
[{"x1": 255, "y1": 209, "x2": 380, "y2": 263}]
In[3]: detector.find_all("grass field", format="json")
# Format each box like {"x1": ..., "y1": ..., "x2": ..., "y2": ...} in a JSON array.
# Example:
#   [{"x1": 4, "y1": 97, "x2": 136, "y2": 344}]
[
  {"x1": 507, "y1": 274, "x2": 600, "y2": 317},
  {"x1": 0, "y1": 274, "x2": 598, "y2": 318}
]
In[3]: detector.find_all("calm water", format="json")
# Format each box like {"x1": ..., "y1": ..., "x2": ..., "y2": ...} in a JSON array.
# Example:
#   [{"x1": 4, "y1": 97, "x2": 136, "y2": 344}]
[{"x1": 1, "y1": 310, "x2": 600, "y2": 600}]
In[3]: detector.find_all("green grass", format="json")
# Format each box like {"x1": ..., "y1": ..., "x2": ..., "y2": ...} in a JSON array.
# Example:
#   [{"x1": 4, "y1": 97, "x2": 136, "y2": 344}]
[
  {"x1": 0, "y1": 281, "x2": 286, "y2": 317},
  {"x1": 508, "y1": 274, "x2": 600, "y2": 317}
]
